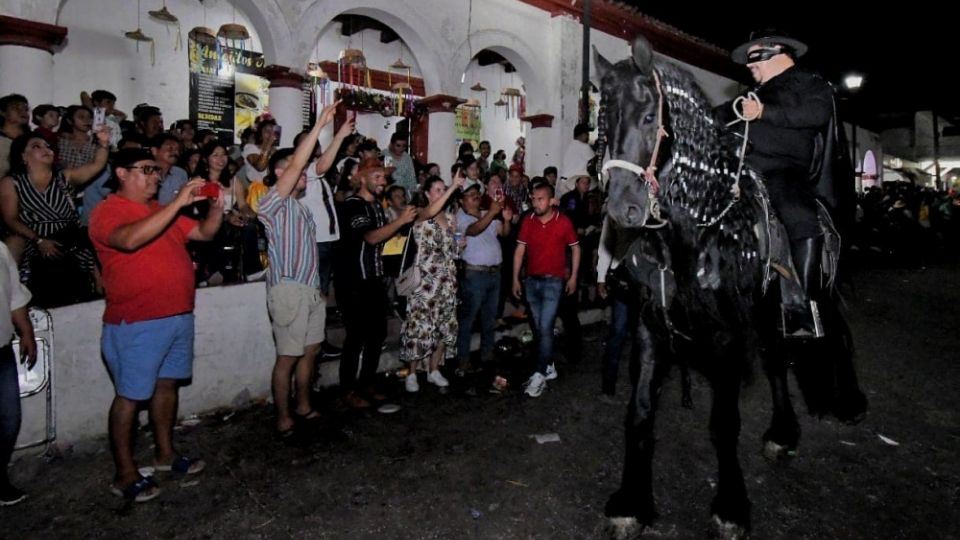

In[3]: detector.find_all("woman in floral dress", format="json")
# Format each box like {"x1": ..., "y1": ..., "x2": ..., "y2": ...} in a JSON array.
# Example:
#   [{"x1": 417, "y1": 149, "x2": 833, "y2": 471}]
[{"x1": 401, "y1": 172, "x2": 466, "y2": 392}]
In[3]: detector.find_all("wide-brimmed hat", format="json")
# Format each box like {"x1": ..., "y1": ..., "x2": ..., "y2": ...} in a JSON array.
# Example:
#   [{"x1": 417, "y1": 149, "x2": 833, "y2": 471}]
[{"x1": 731, "y1": 29, "x2": 808, "y2": 65}]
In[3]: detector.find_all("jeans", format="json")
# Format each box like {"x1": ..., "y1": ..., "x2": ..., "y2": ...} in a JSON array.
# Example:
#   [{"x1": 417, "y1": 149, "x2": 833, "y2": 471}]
[
  {"x1": 525, "y1": 276, "x2": 564, "y2": 375},
  {"x1": 456, "y1": 269, "x2": 501, "y2": 367},
  {"x1": 0, "y1": 344, "x2": 21, "y2": 485},
  {"x1": 316, "y1": 241, "x2": 336, "y2": 297},
  {"x1": 337, "y1": 278, "x2": 388, "y2": 392},
  {"x1": 602, "y1": 296, "x2": 638, "y2": 395}
]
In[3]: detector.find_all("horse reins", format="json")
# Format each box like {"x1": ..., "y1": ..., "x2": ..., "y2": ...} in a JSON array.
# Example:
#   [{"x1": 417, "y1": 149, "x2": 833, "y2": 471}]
[{"x1": 695, "y1": 91, "x2": 762, "y2": 229}]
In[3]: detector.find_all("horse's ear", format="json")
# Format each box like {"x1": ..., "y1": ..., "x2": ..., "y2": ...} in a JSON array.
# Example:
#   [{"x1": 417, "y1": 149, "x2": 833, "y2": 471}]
[
  {"x1": 592, "y1": 45, "x2": 612, "y2": 82},
  {"x1": 631, "y1": 35, "x2": 654, "y2": 76}
]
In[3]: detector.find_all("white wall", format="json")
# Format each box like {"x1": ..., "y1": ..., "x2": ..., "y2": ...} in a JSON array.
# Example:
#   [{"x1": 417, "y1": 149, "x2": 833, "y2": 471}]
[
  {"x1": 53, "y1": 0, "x2": 263, "y2": 125},
  {"x1": 458, "y1": 59, "x2": 525, "y2": 163},
  {"x1": 19, "y1": 283, "x2": 277, "y2": 448},
  {"x1": 354, "y1": 111, "x2": 405, "y2": 150}
]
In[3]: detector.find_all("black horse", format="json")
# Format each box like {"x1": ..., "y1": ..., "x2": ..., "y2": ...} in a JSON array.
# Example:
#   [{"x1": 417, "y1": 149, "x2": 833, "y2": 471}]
[{"x1": 594, "y1": 37, "x2": 867, "y2": 538}]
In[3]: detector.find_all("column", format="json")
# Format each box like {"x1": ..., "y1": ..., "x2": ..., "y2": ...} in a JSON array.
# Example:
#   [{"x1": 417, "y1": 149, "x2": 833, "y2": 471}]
[
  {"x1": 419, "y1": 94, "x2": 465, "y2": 185},
  {"x1": 0, "y1": 15, "x2": 67, "y2": 103},
  {"x1": 520, "y1": 114, "x2": 557, "y2": 176},
  {"x1": 263, "y1": 65, "x2": 305, "y2": 147}
]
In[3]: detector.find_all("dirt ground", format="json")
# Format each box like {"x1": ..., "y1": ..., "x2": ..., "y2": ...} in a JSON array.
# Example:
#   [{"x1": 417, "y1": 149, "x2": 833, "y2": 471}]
[{"x1": 3, "y1": 261, "x2": 959, "y2": 539}]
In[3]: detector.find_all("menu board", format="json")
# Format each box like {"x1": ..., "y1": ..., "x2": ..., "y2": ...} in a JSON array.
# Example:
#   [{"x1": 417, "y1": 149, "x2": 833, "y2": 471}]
[{"x1": 188, "y1": 35, "x2": 267, "y2": 143}]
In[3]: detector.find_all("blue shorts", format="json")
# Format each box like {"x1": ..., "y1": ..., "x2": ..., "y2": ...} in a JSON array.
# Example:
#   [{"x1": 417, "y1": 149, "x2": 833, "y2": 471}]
[{"x1": 102, "y1": 314, "x2": 194, "y2": 401}]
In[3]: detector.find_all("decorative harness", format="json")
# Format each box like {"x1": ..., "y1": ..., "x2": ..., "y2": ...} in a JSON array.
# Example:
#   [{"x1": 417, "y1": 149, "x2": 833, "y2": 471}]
[{"x1": 598, "y1": 69, "x2": 760, "y2": 231}]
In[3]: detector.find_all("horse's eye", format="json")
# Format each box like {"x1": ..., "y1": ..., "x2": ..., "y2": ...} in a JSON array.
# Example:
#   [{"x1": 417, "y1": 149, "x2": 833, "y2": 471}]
[{"x1": 643, "y1": 113, "x2": 656, "y2": 125}]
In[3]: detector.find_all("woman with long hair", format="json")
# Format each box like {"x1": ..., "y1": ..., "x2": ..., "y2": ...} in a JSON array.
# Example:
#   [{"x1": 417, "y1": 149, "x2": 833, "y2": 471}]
[
  {"x1": 0, "y1": 128, "x2": 110, "y2": 306},
  {"x1": 399, "y1": 171, "x2": 466, "y2": 393},
  {"x1": 194, "y1": 141, "x2": 262, "y2": 283}
]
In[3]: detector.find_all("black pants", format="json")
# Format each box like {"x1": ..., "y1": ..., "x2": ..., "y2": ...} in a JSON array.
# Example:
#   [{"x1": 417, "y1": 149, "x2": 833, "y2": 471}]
[
  {"x1": 337, "y1": 278, "x2": 388, "y2": 392},
  {"x1": 0, "y1": 344, "x2": 20, "y2": 486},
  {"x1": 764, "y1": 168, "x2": 821, "y2": 241}
]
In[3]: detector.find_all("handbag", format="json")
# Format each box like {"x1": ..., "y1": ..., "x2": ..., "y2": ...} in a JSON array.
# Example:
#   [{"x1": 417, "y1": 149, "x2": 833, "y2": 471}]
[{"x1": 395, "y1": 231, "x2": 420, "y2": 297}]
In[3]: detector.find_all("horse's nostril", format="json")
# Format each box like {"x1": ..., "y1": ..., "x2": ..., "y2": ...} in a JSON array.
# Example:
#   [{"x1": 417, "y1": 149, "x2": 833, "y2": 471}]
[{"x1": 626, "y1": 206, "x2": 641, "y2": 223}]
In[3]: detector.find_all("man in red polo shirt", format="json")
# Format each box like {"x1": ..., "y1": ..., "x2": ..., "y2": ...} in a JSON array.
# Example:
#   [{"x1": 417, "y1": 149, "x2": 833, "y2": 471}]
[
  {"x1": 512, "y1": 182, "x2": 580, "y2": 398},
  {"x1": 89, "y1": 148, "x2": 222, "y2": 503}
]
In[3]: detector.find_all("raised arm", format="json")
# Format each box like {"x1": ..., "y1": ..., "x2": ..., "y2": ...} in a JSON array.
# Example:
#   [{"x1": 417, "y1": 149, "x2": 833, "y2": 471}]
[
  {"x1": 107, "y1": 178, "x2": 207, "y2": 251},
  {"x1": 64, "y1": 127, "x2": 111, "y2": 186},
  {"x1": 314, "y1": 117, "x2": 355, "y2": 177},
  {"x1": 275, "y1": 101, "x2": 341, "y2": 199},
  {"x1": 363, "y1": 205, "x2": 417, "y2": 245},
  {"x1": 417, "y1": 168, "x2": 466, "y2": 223}
]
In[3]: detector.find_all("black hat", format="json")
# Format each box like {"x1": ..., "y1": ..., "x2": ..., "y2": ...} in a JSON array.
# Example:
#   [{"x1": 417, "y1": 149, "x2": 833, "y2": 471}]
[
  {"x1": 731, "y1": 29, "x2": 808, "y2": 65},
  {"x1": 105, "y1": 148, "x2": 156, "y2": 191},
  {"x1": 574, "y1": 123, "x2": 591, "y2": 138}
]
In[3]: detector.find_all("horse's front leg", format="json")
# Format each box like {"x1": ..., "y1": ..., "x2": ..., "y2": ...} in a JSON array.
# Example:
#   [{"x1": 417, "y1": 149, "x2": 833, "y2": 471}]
[
  {"x1": 709, "y1": 345, "x2": 751, "y2": 539},
  {"x1": 605, "y1": 321, "x2": 663, "y2": 533}
]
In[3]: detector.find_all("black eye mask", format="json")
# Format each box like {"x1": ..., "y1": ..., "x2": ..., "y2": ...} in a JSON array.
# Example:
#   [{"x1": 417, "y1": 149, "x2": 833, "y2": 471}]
[{"x1": 746, "y1": 47, "x2": 783, "y2": 63}]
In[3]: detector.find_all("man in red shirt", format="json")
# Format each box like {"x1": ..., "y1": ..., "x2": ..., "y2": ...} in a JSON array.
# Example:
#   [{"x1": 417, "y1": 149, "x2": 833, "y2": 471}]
[
  {"x1": 89, "y1": 148, "x2": 222, "y2": 503},
  {"x1": 512, "y1": 182, "x2": 580, "y2": 398}
]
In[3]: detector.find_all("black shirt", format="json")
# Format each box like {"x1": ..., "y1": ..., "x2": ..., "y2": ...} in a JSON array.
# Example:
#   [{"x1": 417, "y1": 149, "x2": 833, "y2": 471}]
[
  {"x1": 335, "y1": 195, "x2": 386, "y2": 282},
  {"x1": 720, "y1": 66, "x2": 833, "y2": 174}
]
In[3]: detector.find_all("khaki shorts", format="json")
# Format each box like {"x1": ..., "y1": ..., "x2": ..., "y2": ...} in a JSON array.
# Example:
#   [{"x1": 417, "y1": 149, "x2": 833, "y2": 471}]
[{"x1": 266, "y1": 280, "x2": 326, "y2": 357}]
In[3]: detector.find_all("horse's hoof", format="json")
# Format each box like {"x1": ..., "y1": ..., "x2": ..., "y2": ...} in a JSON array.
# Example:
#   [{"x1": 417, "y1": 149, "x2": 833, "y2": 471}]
[
  {"x1": 604, "y1": 517, "x2": 643, "y2": 540},
  {"x1": 762, "y1": 439, "x2": 797, "y2": 461},
  {"x1": 710, "y1": 514, "x2": 749, "y2": 539}
]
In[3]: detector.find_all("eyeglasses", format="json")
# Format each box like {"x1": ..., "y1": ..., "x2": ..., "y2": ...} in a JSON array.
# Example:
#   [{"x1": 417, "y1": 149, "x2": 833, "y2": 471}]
[{"x1": 126, "y1": 165, "x2": 164, "y2": 175}]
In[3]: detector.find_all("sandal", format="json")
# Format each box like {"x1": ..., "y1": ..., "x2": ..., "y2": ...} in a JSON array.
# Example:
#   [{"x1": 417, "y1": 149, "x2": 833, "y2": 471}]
[
  {"x1": 154, "y1": 455, "x2": 206, "y2": 475},
  {"x1": 110, "y1": 475, "x2": 160, "y2": 503},
  {"x1": 292, "y1": 409, "x2": 323, "y2": 422}
]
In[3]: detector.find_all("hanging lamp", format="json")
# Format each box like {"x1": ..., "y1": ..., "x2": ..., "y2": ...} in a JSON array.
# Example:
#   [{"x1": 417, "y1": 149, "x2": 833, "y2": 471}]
[
  {"x1": 124, "y1": 0, "x2": 156, "y2": 65},
  {"x1": 149, "y1": 1, "x2": 182, "y2": 51}
]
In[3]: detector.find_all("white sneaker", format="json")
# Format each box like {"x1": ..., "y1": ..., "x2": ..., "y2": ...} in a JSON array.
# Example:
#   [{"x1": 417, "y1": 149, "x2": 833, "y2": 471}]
[
  {"x1": 524, "y1": 372, "x2": 547, "y2": 398},
  {"x1": 405, "y1": 373, "x2": 419, "y2": 393},
  {"x1": 427, "y1": 370, "x2": 449, "y2": 388},
  {"x1": 545, "y1": 363, "x2": 558, "y2": 381}
]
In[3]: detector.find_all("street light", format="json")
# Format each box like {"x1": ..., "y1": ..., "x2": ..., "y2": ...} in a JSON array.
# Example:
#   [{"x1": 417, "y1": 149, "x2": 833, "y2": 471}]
[
  {"x1": 843, "y1": 74, "x2": 864, "y2": 92},
  {"x1": 842, "y1": 73, "x2": 865, "y2": 190}
]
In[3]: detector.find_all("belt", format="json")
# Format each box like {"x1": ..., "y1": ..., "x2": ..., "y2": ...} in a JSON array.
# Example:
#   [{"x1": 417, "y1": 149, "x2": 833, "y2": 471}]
[{"x1": 465, "y1": 264, "x2": 501, "y2": 273}]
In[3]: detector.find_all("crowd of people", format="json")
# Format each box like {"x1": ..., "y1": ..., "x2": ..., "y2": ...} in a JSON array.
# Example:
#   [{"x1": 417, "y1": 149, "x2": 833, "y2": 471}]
[
  {"x1": 851, "y1": 182, "x2": 960, "y2": 265},
  {"x1": 5, "y1": 81, "x2": 952, "y2": 507},
  {"x1": 0, "y1": 87, "x2": 612, "y2": 505}
]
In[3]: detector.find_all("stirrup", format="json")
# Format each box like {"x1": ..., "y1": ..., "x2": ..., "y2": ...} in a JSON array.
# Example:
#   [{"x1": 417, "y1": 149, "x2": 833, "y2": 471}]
[{"x1": 781, "y1": 300, "x2": 824, "y2": 339}]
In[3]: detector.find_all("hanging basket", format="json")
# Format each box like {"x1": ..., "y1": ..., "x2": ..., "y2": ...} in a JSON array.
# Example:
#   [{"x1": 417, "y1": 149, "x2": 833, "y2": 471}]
[
  {"x1": 148, "y1": 5, "x2": 178, "y2": 23},
  {"x1": 189, "y1": 26, "x2": 216, "y2": 41},
  {"x1": 124, "y1": 28, "x2": 153, "y2": 42},
  {"x1": 339, "y1": 48, "x2": 366, "y2": 68},
  {"x1": 217, "y1": 23, "x2": 250, "y2": 41}
]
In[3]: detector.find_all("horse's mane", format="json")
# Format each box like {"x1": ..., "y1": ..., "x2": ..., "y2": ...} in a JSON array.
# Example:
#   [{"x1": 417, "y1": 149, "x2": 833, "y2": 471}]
[{"x1": 654, "y1": 61, "x2": 765, "y2": 292}]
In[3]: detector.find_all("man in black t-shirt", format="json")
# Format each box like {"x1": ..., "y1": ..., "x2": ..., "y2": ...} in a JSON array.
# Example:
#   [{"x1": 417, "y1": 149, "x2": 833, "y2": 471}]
[{"x1": 334, "y1": 158, "x2": 416, "y2": 409}]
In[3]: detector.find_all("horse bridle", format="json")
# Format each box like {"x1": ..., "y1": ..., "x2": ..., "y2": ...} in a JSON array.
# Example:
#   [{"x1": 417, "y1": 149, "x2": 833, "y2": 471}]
[{"x1": 600, "y1": 68, "x2": 670, "y2": 228}]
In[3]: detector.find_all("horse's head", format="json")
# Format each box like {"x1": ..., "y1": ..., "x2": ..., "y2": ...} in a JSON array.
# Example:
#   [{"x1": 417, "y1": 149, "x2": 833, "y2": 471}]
[{"x1": 594, "y1": 36, "x2": 667, "y2": 229}]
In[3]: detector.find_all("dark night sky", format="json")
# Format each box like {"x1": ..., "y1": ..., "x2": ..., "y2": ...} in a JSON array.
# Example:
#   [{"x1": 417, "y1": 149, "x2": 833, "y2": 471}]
[{"x1": 621, "y1": 1, "x2": 954, "y2": 128}]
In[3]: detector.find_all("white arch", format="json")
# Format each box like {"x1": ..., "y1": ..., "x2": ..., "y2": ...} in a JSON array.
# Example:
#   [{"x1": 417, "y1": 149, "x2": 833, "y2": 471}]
[
  {"x1": 289, "y1": 0, "x2": 446, "y2": 95},
  {"x1": 450, "y1": 29, "x2": 549, "y2": 114}
]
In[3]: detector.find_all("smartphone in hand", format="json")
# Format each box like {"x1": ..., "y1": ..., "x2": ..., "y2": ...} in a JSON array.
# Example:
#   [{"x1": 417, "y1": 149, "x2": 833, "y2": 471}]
[{"x1": 93, "y1": 107, "x2": 106, "y2": 130}]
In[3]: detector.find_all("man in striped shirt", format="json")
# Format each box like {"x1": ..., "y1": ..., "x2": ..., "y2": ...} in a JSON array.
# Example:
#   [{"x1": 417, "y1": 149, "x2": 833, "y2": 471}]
[{"x1": 258, "y1": 103, "x2": 342, "y2": 439}]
